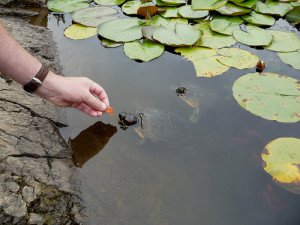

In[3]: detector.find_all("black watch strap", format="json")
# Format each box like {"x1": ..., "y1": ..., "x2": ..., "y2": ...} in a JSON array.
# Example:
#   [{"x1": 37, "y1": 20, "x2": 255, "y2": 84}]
[{"x1": 23, "y1": 64, "x2": 49, "y2": 93}]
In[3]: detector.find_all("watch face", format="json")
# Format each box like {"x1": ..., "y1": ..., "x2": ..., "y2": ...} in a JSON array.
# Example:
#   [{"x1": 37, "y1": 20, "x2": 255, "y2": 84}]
[{"x1": 23, "y1": 79, "x2": 41, "y2": 92}]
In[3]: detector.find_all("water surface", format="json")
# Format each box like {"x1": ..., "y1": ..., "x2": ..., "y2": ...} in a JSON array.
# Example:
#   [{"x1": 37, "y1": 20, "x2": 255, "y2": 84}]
[{"x1": 47, "y1": 13, "x2": 300, "y2": 225}]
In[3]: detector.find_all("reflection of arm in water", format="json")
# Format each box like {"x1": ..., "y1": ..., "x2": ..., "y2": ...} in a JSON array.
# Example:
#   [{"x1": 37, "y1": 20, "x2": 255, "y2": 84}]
[{"x1": 0, "y1": 21, "x2": 109, "y2": 117}]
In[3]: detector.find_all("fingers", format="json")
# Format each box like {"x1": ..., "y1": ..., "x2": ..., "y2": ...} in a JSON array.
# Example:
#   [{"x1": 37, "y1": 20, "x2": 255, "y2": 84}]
[
  {"x1": 89, "y1": 82, "x2": 110, "y2": 107},
  {"x1": 75, "y1": 103, "x2": 103, "y2": 117}
]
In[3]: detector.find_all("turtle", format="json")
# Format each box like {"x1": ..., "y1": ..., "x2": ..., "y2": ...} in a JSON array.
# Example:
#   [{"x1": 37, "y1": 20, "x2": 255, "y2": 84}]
[
  {"x1": 173, "y1": 83, "x2": 215, "y2": 124},
  {"x1": 133, "y1": 108, "x2": 190, "y2": 144}
]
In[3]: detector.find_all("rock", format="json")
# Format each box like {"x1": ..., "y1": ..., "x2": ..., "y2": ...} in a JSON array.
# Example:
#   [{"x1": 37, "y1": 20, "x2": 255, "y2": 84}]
[
  {"x1": 28, "y1": 213, "x2": 45, "y2": 225},
  {"x1": 2, "y1": 194, "x2": 27, "y2": 218},
  {"x1": 4, "y1": 181, "x2": 20, "y2": 193},
  {"x1": 22, "y1": 186, "x2": 37, "y2": 204}
]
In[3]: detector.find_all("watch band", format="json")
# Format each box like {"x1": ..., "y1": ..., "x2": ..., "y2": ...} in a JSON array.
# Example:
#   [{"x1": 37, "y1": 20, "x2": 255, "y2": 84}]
[{"x1": 23, "y1": 63, "x2": 49, "y2": 93}]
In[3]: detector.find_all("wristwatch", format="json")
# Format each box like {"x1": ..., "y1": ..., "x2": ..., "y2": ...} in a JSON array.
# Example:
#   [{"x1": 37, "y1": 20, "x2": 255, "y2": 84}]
[{"x1": 23, "y1": 63, "x2": 49, "y2": 93}]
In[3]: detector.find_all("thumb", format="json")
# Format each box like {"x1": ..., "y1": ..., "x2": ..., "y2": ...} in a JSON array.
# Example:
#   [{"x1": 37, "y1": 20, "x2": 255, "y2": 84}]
[{"x1": 83, "y1": 93, "x2": 107, "y2": 111}]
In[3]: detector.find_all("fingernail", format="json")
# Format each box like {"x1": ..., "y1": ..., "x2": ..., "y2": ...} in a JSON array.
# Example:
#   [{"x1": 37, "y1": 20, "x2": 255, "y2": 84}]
[{"x1": 101, "y1": 103, "x2": 107, "y2": 111}]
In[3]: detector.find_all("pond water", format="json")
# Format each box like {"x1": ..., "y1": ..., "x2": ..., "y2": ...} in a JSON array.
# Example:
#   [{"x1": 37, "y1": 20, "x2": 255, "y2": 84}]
[{"x1": 45, "y1": 13, "x2": 300, "y2": 225}]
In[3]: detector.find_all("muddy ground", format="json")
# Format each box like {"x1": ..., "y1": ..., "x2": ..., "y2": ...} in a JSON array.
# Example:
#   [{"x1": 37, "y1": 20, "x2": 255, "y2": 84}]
[{"x1": 0, "y1": 1, "x2": 83, "y2": 224}]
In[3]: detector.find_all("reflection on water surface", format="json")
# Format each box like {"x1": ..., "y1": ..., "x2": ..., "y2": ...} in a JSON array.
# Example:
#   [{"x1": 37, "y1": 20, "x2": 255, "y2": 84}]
[{"x1": 45, "y1": 13, "x2": 300, "y2": 225}]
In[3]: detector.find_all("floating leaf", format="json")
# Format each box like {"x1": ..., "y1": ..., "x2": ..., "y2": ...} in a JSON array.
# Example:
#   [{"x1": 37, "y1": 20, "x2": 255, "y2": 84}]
[
  {"x1": 97, "y1": 18, "x2": 144, "y2": 42},
  {"x1": 153, "y1": 23, "x2": 201, "y2": 46},
  {"x1": 216, "y1": 3, "x2": 251, "y2": 15},
  {"x1": 150, "y1": 14, "x2": 171, "y2": 28},
  {"x1": 242, "y1": 11, "x2": 275, "y2": 26},
  {"x1": 160, "y1": 7, "x2": 179, "y2": 18},
  {"x1": 195, "y1": 22, "x2": 236, "y2": 48},
  {"x1": 265, "y1": 30, "x2": 300, "y2": 52},
  {"x1": 192, "y1": 0, "x2": 227, "y2": 10},
  {"x1": 160, "y1": 0, "x2": 186, "y2": 6},
  {"x1": 233, "y1": 25, "x2": 273, "y2": 46},
  {"x1": 254, "y1": 0, "x2": 293, "y2": 16},
  {"x1": 209, "y1": 16, "x2": 244, "y2": 35},
  {"x1": 178, "y1": 5, "x2": 209, "y2": 19},
  {"x1": 232, "y1": 72, "x2": 300, "y2": 123},
  {"x1": 278, "y1": 49, "x2": 300, "y2": 70},
  {"x1": 216, "y1": 48, "x2": 259, "y2": 69},
  {"x1": 101, "y1": 38, "x2": 122, "y2": 47},
  {"x1": 262, "y1": 137, "x2": 300, "y2": 194},
  {"x1": 122, "y1": 1, "x2": 143, "y2": 15},
  {"x1": 64, "y1": 24, "x2": 97, "y2": 40},
  {"x1": 71, "y1": 6, "x2": 118, "y2": 27},
  {"x1": 285, "y1": 6, "x2": 300, "y2": 25},
  {"x1": 175, "y1": 47, "x2": 230, "y2": 77},
  {"x1": 94, "y1": 0, "x2": 126, "y2": 6},
  {"x1": 232, "y1": 0, "x2": 258, "y2": 8},
  {"x1": 124, "y1": 40, "x2": 164, "y2": 61},
  {"x1": 156, "y1": 0, "x2": 179, "y2": 6},
  {"x1": 47, "y1": 0, "x2": 89, "y2": 13}
]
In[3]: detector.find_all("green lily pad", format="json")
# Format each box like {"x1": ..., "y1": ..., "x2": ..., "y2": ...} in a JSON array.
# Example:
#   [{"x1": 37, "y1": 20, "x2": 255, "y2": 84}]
[
  {"x1": 101, "y1": 38, "x2": 122, "y2": 47},
  {"x1": 150, "y1": 14, "x2": 171, "y2": 27},
  {"x1": 242, "y1": 11, "x2": 275, "y2": 26},
  {"x1": 156, "y1": 0, "x2": 179, "y2": 6},
  {"x1": 160, "y1": 7, "x2": 179, "y2": 18},
  {"x1": 153, "y1": 23, "x2": 201, "y2": 46},
  {"x1": 71, "y1": 6, "x2": 118, "y2": 27},
  {"x1": 175, "y1": 47, "x2": 230, "y2": 77},
  {"x1": 160, "y1": 0, "x2": 186, "y2": 6},
  {"x1": 285, "y1": 6, "x2": 300, "y2": 25},
  {"x1": 192, "y1": 0, "x2": 227, "y2": 10},
  {"x1": 209, "y1": 16, "x2": 244, "y2": 35},
  {"x1": 216, "y1": 3, "x2": 251, "y2": 15},
  {"x1": 122, "y1": 1, "x2": 142, "y2": 15},
  {"x1": 178, "y1": 5, "x2": 209, "y2": 19},
  {"x1": 232, "y1": 72, "x2": 300, "y2": 123},
  {"x1": 216, "y1": 48, "x2": 259, "y2": 69},
  {"x1": 231, "y1": 0, "x2": 258, "y2": 8},
  {"x1": 47, "y1": 0, "x2": 89, "y2": 13},
  {"x1": 64, "y1": 24, "x2": 97, "y2": 40},
  {"x1": 233, "y1": 25, "x2": 273, "y2": 46},
  {"x1": 124, "y1": 40, "x2": 164, "y2": 61},
  {"x1": 262, "y1": 137, "x2": 300, "y2": 194},
  {"x1": 94, "y1": 0, "x2": 126, "y2": 6},
  {"x1": 265, "y1": 30, "x2": 300, "y2": 52},
  {"x1": 278, "y1": 49, "x2": 300, "y2": 70},
  {"x1": 97, "y1": 18, "x2": 144, "y2": 42},
  {"x1": 254, "y1": 0, "x2": 293, "y2": 17},
  {"x1": 195, "y1": 22, "x2": 236, "y2": 48}
]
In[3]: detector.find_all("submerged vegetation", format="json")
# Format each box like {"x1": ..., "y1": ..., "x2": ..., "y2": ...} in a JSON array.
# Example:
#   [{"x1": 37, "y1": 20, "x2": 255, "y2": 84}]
[{"x1": 47, "y1": 0, "x2": 300, "y2": 194}]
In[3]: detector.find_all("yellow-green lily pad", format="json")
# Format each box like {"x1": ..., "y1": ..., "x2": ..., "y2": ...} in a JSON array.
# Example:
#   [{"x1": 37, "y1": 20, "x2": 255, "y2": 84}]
[
  {"x1": 64, "y1": 24, "x2": 97, "y2": 40},
  {"x1": 278, "y1": 49, "x2": 300, "y2": 70},
  {"x1": 232, "y1": 72, "x2": 300, "y2": 123},
  {"x1": 262, "y1": 137, "x2": 300, "y2": 194},
  {"x1": 265, "y1": 30, "x2": 300, "y2": 52}
]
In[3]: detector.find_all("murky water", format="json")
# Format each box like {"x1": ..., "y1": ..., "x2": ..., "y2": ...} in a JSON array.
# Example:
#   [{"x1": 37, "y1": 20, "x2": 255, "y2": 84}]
[{"x1": 45, "y1": 13, "x2": 300, "y2": 225}]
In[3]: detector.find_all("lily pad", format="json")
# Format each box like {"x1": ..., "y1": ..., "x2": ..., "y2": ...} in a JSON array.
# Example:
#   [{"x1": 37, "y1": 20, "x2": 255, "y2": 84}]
[
  {"x1": 71, "y1": 6, "x2": 118, "y2": 27},
  {"x1": 278, "y1": 49, "x2": 300, "y2": 70},
  {"x1": 262, "y1": 137, "x2": 300, "y2": 194},
  {"x1": 175, "y1": 47, "x2": 230, "y2": 77},
  {"x1": 153, "y1": 23, "x2": 201, "y2": 46},
  {"x1": 160, "y1": 0, "x2": 186, "y2": 6},
  {"x1": 178, "y1": 5, "x2": 209, "y2": 19},
  {"x1": 285, "y1": 6, "x2": 300, "y2": 25},
  {"x1": 121, "y1": 1, "x2": 143, "y2": 15},
  {"x1": 64, "y1": 24, "x2": 97, "y2": 40},
  {"x1": 233, "y1": 25, "x2": 273, "y2": 46},
  {"x1": 242, "y1": 11, "x2": 275, "y2": 26},
  {"x1": 124, "y1": 40, "x2": 164, "y2": 61},
  {"x1": 265, "y1": 30, "x2": 300, "y2": 52},
  {"x1": 195, "y1": 22, "x2": 236, "y2": 48},
  {"x1": 192, "y1": 0, "x2": 227, "y2": 10},
  {"x1": 160, "y1": 7, "x2": 180, "y2": 18},
  {"x1": 232, "y1": 0, "x2": 258, "y2": 8},
  {"x1": 97, "y1": 18, "x2": 144, "y2": 42},
  {"x1": 216, "y1": 3, "x2": 251, "y2": 16},
  {"x1": 209, "y1": 16, "x2": 244, "y2": 35},
  {"x1": 232, "y1": 72, "x2": 300, "y2": 123},
  {"x1": 254, "y1": 0, "x2": 293, "y2": 17},
  {"x1": 47, "y1": 0, "x2": 89, "y2": 13},
  {"x1": 94, "y1": 0, "x2": 126, "y2": 6},
  {"x1": 101, "y1": 38, "x2": 122, "y2": 47},
  {"x1": 216, "y1": 48, "x2": 259, "y2": 69}
]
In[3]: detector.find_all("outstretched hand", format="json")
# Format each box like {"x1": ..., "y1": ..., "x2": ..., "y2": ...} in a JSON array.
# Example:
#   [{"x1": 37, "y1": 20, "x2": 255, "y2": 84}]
[{"x1": 36, "y1": 71, "x2": 109, "y2": 117}]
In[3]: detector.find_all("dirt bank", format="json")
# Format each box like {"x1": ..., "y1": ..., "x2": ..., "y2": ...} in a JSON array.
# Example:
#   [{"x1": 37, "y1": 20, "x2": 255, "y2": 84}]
[{"x1": 0, "y1": 1, "x2": 83, "y2": 224}]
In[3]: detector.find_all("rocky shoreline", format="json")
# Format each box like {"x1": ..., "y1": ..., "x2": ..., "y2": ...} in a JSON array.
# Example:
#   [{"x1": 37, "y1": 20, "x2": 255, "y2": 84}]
[{"x1": 0, "y1": 1, "x2": 83, "y2": 224}]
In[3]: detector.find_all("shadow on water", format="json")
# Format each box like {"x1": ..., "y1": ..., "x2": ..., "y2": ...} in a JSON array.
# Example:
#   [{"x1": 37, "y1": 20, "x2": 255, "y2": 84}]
[{"x1": 41, "y1": 11, "x2": 300, "y2": 225}]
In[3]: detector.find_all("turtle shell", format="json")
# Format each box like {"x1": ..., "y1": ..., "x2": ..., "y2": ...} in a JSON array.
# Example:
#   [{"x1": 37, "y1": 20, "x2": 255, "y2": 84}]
[{"x1": 139, "y1": 108, "x2": 190, "y2": 144}]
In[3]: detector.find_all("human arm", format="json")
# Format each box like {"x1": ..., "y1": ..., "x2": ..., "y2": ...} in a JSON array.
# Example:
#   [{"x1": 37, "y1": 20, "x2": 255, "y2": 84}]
[{"x1": 0, "y1": 21, "x2": 109, "y2": 117}]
